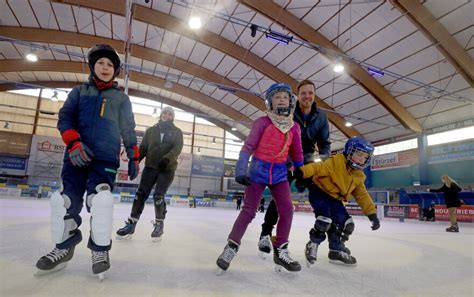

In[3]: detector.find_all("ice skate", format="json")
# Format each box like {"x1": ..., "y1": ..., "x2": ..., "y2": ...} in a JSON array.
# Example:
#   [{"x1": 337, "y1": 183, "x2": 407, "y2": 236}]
[
  {"x1": 151, "y1": 219, "x2": 164, "y2": 242},
  {"x1": 216, "y1": 240, "x2": 239, "y2": 275},
  {"x1": 116, "y1": 219, "x2": 136, "y2": 240},
  {"x1": 304, "y1": 240, "x2": 319, "y2": 267},
  {"x1": 258, "y1": 235, "x2": 272, "y2": 259},
  {"x1": 328, "y1": 249, "x2": 357, "y2": 266},
  {"x1": 92, "y1": 250, "x2": 110, "y2": 281},
  {"x1": 446, "y1": 224, "x2": 459, "y2": 232},
  {"x1": 273, "y1": 242, "x2": 301, "y2": 273},
  {"x1": 34, "y1": 246, "x2": 76, "y2": 277}
]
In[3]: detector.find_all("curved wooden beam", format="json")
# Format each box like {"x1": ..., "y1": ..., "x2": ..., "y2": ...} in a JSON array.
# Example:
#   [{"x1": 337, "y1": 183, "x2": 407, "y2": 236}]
[
  {"x1": 0, "y1": 59, "x2": 251, "y2": 128},
  {"x1": 52, "y1": 0, "x2": 359, "y2": 138},
  {"x1": 391, "y1": 0, "x2": 474, "y2": 87},
  {"x1": 0, "y1": 26, "x2": 265, "y2": 110},
  {"x1": 0, "y1": 80, "x2": 246, "y2": 140},
  {"x1": 239, "y1": 0, "x2": 422, "y2": 134}
]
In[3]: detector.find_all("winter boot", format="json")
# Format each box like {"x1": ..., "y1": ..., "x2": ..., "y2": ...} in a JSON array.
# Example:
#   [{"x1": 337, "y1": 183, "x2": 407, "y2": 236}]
[
  {"x1": 216, "y1": 239, "x2": 239, "y2": 271},
  {"x1": 273, "y1": 242, "x2": 301, "y2": 272},
  {"x1": 35, "y1": 246, "x2": 76, "y2": 274},
  {"x1": 446, "y1": 223, "x2": 459, "y2": 232},
  {"x1": 328, "y1": 249, "x2": 357, "y2": 266},
  {"x1": 151, "y1": 219, "x2": 164, "y2": 241},
  {"x1": 116, "y1": 218, "x2": 137, "y2": 239},
  {"x1": 304, "y1": 240, "x2": 319, "y2": 267},
  {"x1": 258, "y1": 235, "x2": 272, "y2": 258},
  {"x1": 92, "y1": 250, "x2": 110, "y2": 276}
]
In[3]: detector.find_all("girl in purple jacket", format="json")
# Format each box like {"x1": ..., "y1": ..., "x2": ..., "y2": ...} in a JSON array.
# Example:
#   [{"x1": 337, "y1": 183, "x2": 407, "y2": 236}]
[{"x1": 216, "y1": 83, "x2": 304, "y2": 273}]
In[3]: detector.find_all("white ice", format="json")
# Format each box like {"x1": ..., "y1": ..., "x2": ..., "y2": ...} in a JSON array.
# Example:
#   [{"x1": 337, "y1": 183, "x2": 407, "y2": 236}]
[{"x1": 0, "y1": 197, "x2": 473, "y2": 297}]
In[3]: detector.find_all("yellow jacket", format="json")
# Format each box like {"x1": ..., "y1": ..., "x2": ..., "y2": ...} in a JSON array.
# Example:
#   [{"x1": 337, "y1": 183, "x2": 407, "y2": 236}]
[{"x1": 300, "y1": 153, "x2": 376, "y2": 216}]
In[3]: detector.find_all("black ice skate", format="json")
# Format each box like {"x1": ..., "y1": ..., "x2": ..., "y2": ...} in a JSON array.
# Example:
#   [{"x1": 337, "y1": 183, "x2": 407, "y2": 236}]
[
  {"x1": 304, "y1": 241, "x2": 319, "y2": 267},
  {"x1": 258, "y1": 235, "x2": 272, "y2": 259},
  {"x1": 328, "y1": 249, "x2": 357, "y2": 266},
  {"x1": 116, "y1": 219, "x2": 137, "y2": 240},
  {"x1": 216, "y1": 240, "x2": 239, "y2": 274},
  {"x1": 92, "y1": 250, "x2": 110, "y2": 281},
  {"x1": 273, "y1": 242, "x2": 301, "y2": 273},
  {"x1": 151, "y1": 219, "x2": 164, "y2": 242},
  {"x1": 446, "y1": 224, "x2": 459, "y2": 232},
  {"x1": 35, "y1": 246, "x2": 76, "y2": 276}
]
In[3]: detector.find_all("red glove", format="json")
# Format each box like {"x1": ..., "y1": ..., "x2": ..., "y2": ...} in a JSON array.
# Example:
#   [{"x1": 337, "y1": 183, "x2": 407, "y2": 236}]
[{"x1": 62, "y1": 129, "x2": 94, "y2": 167}]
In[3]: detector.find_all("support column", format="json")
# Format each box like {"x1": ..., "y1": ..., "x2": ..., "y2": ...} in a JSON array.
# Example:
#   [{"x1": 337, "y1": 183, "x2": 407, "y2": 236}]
[{"x1": 417, "y1": 133, "x2": 429, "y2": 185}]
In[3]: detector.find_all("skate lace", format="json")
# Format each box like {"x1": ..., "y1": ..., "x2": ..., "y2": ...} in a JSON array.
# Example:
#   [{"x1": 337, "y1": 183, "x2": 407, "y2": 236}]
[
  {"x1": 45, "y1": 248, "x2": 68, "y2": 262},
  {"x1": 277, "y1": 248, "x2": 295, "y2": 264},
  {"x1": 339, "y1": 251, "x2": 351, "y2": 260},
  {"x1": 92, "y1": 251, "x2": 108, "y2": 264},
  {"x1": 221, "y1": 245, "x2": 237, "y2": 263}
]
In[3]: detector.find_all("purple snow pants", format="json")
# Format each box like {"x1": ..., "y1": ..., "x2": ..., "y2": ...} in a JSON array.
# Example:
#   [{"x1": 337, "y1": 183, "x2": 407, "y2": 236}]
[{"x1": 228, "y1": 181, "x2": 293, "y2": 247}]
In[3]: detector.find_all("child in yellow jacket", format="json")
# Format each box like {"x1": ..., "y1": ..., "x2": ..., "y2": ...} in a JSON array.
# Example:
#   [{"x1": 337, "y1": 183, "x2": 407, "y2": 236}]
[{"x1": 293, "y1": 136, "x2": 380, "y2": 266}]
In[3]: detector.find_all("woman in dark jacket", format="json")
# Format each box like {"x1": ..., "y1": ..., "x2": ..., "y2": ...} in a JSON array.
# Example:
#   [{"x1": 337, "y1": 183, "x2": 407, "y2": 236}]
[{"x1": 429, "y1": 175, "x2": 462, "y2": 232}]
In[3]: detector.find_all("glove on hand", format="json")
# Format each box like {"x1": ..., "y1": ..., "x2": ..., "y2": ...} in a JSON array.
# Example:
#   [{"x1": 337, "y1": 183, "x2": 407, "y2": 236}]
[
  {"x1": 235, "y1": 175, "x2": 251, "y2": 186},
  {"x1": 368, "y1": 214, "x2": 380, "y2": 231},
  {"x1": 157, "y1": 158, "x2": 170, "y2": 171},
  {"x1": 128, "y1": 145, "x2": 140, "y2": 180},
  {"x1": 62, "y1": 129, "x2": 94, "y2": 167}
]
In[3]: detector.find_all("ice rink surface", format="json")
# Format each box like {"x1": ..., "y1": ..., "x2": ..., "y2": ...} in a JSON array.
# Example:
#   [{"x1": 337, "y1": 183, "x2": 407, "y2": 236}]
[{"x1": 0, "y1": 197, "x2": 473, "y2": 297}]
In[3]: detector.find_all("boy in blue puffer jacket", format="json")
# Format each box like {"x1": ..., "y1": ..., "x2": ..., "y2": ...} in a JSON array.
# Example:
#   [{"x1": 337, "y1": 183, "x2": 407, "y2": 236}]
[{"x1": 35, "y1": 44, "x2": 139, "y2": 279}]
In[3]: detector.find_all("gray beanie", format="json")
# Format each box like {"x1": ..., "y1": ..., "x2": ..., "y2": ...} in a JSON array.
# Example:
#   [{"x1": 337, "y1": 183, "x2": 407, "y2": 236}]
[{"x1": 161, "y1": 106, "x2": 175, "y2": 121}]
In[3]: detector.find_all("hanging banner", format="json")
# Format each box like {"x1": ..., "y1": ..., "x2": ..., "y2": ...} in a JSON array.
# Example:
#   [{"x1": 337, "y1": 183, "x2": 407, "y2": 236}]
[
  {"x1": 0, "y1": 131, "x2": 32, "y2": 156},
  {"x1": 371, "y1": 149, "x2": 418, "y2": 171},
  {"x1": 224, "y1": 159, "x2": 237, "y2": 177},
  {"x1": 0, "y1": 155, "x2": 28, "y2": 176},
  {"x1": 27, "y1": 135, "x2": 65, "y2": 181},
  {"x1": 427, "y1": 139, "x2": 474, "y2": 164},
  {"x1": 191, "y1": 155, "x2": 224, "y2": 177}
]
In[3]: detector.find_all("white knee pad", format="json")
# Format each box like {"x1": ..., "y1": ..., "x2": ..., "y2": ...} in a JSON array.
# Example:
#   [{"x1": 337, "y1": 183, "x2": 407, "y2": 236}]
[
  {"x1": 88, "y1": 184, "x2": 114, "y2": 246},
  {"x1": 50, "y1": 191, "x2": 75, "y2": 244}
]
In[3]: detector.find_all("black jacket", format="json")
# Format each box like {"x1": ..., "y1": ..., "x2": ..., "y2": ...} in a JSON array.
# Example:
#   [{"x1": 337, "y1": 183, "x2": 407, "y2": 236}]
[
  {"x1": 429, "y1": 183, "x2": 462, "y2": 208},
  {"x1": 139, "y1": 121, "x2": 183, "y2": 171},
  {"x1": 293, "y1": 102, "x2": 331, "y2": 163}
]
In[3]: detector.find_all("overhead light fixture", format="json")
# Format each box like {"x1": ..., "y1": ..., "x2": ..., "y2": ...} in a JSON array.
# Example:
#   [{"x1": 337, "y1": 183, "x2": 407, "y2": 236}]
[
  {"x1": 265, "y1": 30, "x2": 293, "y2": 45},
  {"x1": 212, "y1": 137, "x2": 216, "y2": 144},
  {"x1": 231, "y1": 127, "x2": 237, "y2": 131},
  {"x1": 367, "y1": 67, "x2": 384, "y2": 77},
  {"x1": 188, "y1": 16, "x2": 202, "y2": 29},
  {"x1": 345, "y1": 121, "x2": 353, "y2": 127},
  {"x1": 3, "y1": 121, "x2": 10, "y2": 129},
  {"x1": 26, "y1": 53, "x2": 38, "y2": 62},
  {"x1": 51, "y1": 91, "x2": 59, "y2": 102},
  {"x1": 164, "y1": 79, "x2": 173, "y2": 89},
  {"x1": 333, "y1": 61, "x2": 344, "y2": 73},
  {"x1": 250, "y1": 24, "x2": 258, "y2": 38},
  {"x1": 152, "y1": 107, "x2": 159, "y2": 118}
]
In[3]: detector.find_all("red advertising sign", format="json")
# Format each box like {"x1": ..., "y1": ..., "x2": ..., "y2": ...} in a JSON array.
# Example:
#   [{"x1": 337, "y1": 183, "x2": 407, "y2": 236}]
[
  {"x1": 434, "y1": 205, "x2": 474, "y2": 222},
  {"x1": 294, "y1": 203, "x2": 312, "y2": 213},
  {"x1": 346, "y1": 204, "x2": 364, "y2": 216},
  {"x1": 384, "y1": 204, "x2": 419, "y2": 219}
]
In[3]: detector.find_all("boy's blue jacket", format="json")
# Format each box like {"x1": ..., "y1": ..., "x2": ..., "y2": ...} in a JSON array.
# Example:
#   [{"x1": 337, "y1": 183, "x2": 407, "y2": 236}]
[{"x1": 58, "y1": 81, "x2": 137, "y2": 167}]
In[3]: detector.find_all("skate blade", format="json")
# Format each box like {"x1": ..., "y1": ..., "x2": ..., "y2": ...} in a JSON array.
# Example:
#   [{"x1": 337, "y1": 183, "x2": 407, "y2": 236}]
[
  {"x1": 305, "y1": 259, "x2": 315, "y2": 268},
  {"x1": 215, "y1": 267, "x2": 226, "y2": 276},
  {"x1": 329, "y1": 259, "x2": 357, "y2": 267},
  {"x1": 152, "y1": 237, "x2": 162, "y2": 243},
  {"x1": 258, "y1": 251, "x2": 269, "y2": 259},
  {"x1": 116, "y1": 234, "x2": 133, "y2": 240},
  {"x1": 97, "y1": 272, "x2": 105, "y2": 281},
  {"x1": 34, "y1": 262, "x2": 67, "y2": 277},
  {"x1": 274, "y1": 265, "x2": 300, "y2": 277}
]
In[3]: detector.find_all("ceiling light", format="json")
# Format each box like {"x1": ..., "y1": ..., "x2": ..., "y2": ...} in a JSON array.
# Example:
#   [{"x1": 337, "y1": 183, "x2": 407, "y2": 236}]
[
  {"x1": 152, "y1": 107, "x2": 159, "y2": 118},
  {"x1": 212, "y1": 137, "x2": 216, "y2": 144},
  {"x1": 367, "y1": 67, "x2": 384, "y2": 77},
  {"x1": 231, "y1": 127, "x2": 237, "y2": 131},
  {"x1": 345, "y1": 121, "x2": 353, "y2": 127},
  {"x1": 188, "y1": 16, "x2": 202, "y2": 29},
  {"x1": 51, "y1": 91, "x2": 59, "y2": 102},
  {"x1": 26, "y1": 53, "x2": 38, "y2": 62},
  {"x1": 250, "y1": 24, "x2": 258, "y2": 38},
  {"x1": 265, "y1": 30, "x2": 293, "y2": 45},
  {"x1": 423, "y1": 88, "x2": 433, "y2": 100},
  {"x1": 333, "y1": 63, "x2": 344, "y2": 73}
]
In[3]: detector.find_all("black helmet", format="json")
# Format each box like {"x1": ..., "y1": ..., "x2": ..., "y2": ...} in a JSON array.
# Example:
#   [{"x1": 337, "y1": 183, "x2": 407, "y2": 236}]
[{"x1": 87, "y1": 44, "x2": 121, "y2": 80}]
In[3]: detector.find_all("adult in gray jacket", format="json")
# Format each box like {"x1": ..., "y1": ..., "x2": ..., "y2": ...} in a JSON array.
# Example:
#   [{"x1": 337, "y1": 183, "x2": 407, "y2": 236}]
[{"x1": 117, "y1": 106, "x2": 183, "y2": 241}]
